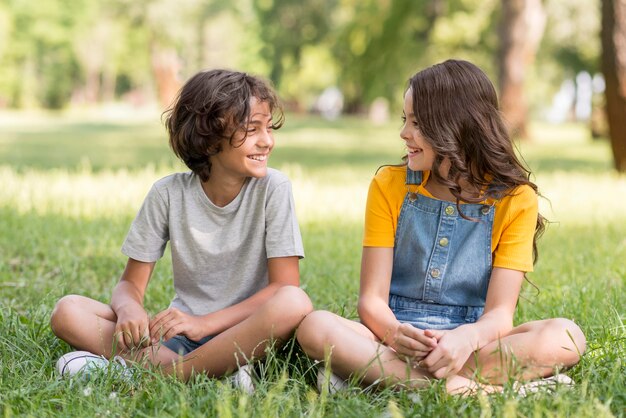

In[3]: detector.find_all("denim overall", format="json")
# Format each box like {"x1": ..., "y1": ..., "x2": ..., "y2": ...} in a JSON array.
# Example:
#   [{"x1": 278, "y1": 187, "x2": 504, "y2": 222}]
[{"x1": 388, "y1": 168, "x2": 495, "y2": 330}]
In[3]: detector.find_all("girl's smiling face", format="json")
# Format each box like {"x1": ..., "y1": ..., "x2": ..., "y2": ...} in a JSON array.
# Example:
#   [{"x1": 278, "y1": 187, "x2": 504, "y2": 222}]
[
  {"x1": 210, "y1": 97, "x2": 275, "y2": 181},
  {"x1": 401, "y1": 89, "x2": 436, "y2": 173}
]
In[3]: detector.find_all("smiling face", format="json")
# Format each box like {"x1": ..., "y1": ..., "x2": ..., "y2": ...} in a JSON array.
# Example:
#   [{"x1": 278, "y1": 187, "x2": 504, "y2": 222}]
[
  {"x1": 401, "y1": 88, "x2": 436, "y2": 172},
  {"x1": 209, "y1": 97, "x2": 275, "y2": 182}
]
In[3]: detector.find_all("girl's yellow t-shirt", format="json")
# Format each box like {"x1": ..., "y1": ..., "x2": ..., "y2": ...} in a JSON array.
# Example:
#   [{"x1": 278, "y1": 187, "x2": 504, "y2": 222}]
[{"x1": 363, "y1": 166, "x2": 538, "y2": 272}]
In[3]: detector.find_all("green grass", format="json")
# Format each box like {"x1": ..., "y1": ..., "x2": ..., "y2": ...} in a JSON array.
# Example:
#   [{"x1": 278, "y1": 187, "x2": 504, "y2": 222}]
[{"x1": 0, "y1": 112, "x2": 624, "y2": 417}]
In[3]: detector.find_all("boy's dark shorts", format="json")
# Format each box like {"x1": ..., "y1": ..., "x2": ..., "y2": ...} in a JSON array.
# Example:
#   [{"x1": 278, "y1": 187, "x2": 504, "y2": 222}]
[{"x1": 162, "y1": 335, "x2": 213, "y2": 355}]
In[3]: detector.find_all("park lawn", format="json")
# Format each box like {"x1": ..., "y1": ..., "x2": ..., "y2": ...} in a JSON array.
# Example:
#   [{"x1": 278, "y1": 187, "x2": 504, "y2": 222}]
[{"x1": 0, "y1": 112, "x2": 624, "y2": 417}]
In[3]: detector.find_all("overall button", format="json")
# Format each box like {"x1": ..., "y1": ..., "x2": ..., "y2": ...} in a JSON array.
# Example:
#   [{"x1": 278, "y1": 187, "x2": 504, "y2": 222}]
[
  {"x1": 445, "y1": 205, "x2": 455, "y2": 216},
  {"x1": 439, "y1": 237, "x2": 449, "y2": 247},
  {"x1": 481, "y1": 205, "x2": 490, "y2": 215},
  {"x1": 430, "y1": 268, "x2": 441, "y2": 278}
]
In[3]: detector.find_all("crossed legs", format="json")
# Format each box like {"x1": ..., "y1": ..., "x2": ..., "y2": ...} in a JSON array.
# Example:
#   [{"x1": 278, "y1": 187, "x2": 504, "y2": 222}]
[
  {"x1": 50, "y1": 285, "x2": 313, "y2": 380},
  {"x1": 296, "y1": 310, "x2": 586, "y2": 393}
]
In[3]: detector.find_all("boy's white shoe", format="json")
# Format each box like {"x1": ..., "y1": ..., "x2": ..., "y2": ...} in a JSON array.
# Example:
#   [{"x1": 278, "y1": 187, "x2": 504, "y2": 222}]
[
  {"x1": 317, "y1": 365, "x2": 349, "y2": 394},
  {"x1": 56, "y1": 350, "x2": 129, "y2": 378},
  {"x1": 514, "y1": 373, "x2": 574, "y2": 397},
  {"x1": 231, "y1": 364, "x2": 255, "y2": 394}
]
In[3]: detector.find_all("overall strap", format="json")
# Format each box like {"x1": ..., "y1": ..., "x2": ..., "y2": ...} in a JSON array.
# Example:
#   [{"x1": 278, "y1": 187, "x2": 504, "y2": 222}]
[{"x1": 406, "y1": 167, "x2": 422, "y2": 185}]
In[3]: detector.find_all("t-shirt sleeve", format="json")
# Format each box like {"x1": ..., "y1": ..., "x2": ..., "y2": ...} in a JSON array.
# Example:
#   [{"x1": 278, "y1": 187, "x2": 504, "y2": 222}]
[
  {"x1": 363, "y1": 177, "x2": 395, "y2": 247},
  {"x1": 265, "y1": 180, "x2": 305, "y2": 259},
  {"x1": 121, "y1": 184, "x2": 169, "y2": 262},
  {"x1": 492, "y1": 186, "x2": 538, "y2": 272}
]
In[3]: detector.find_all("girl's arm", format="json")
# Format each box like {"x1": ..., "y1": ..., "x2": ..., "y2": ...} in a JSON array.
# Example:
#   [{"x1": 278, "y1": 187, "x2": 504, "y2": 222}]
[
  {"x1": 149, "y1": 256, "x2": 300, "y2": 342},
  {"x1": 110, "y1": 258, "x2": 155, "y2": 351},
  {"x1": 358, "y1": 246, "x2": 437, "y2": 358},
  {"x1": 422, "y1": 267, "x2": 523, "y2": 378}
]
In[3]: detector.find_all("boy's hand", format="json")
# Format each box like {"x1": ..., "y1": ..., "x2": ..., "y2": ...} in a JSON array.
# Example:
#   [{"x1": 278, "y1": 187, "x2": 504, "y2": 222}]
[
  {"x1": 391, "y1": 322, "x2": 438, "y2": 361},
  {"x1": 115, "y1": 304, "x2": 151, "y2": 351},
  {"x1": 149, "y1": 308, "x2": 204, "y2": 343}
]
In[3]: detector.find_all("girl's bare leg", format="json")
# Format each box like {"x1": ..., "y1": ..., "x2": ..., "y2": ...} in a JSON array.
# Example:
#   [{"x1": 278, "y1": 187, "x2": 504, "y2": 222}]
[
  {"x1": 455, "y1": 318, "x2": 586, "y2": 387},
  {"x1": 297, "y1": 312, "x2": 585, "y2": 394},
  {"x1": 296, "y1": 310, "x2": 431, "y2": 388}
]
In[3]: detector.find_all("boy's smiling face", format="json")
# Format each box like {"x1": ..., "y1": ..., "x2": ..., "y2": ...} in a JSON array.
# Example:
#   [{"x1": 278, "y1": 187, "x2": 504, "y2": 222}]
[{"x1": 210, "y1": 97, "x2": 275, "y2": 181}]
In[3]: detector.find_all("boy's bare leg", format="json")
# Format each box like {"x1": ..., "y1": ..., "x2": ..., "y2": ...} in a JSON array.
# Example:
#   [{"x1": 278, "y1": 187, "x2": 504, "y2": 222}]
[
  {"x1": 51, "y1": 286, "x2": 313, "y2": 378},
  {"x1": 167, "y1": 286, "x2": 313, "y2": 380},
  {"x1": 51, "y1": 295, "x2": 193, "y2": 365}
]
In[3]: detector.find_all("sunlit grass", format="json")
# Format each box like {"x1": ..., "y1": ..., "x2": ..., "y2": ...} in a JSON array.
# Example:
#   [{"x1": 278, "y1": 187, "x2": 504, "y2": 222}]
[{"x1": 0, "y1": 114, "x2": 624, "y2": 417}]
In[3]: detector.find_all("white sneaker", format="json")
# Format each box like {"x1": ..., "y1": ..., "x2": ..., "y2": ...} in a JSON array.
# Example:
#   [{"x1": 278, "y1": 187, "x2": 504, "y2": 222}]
[
  {"x1": 317, "y1": 365, "x2": 349, "y2": 394},
  {"x1": 514, "y1": 373, "x2": 574, "y2": 397},
  {"x1": 56, "y1": 351, "x2": 129, "y2": 379},
  {"x1": 231, "y1": 364, "x2": 255, "y2": 394}
]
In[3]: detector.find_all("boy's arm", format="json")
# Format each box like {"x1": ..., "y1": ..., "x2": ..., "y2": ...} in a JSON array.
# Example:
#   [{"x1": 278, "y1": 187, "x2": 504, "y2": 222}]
[
  {"x1": 149, "y1": 256, "x2": 300, "y2": 342},
  {"x1": 111, "y1": 258, "x2": 155, "y2": 351}
]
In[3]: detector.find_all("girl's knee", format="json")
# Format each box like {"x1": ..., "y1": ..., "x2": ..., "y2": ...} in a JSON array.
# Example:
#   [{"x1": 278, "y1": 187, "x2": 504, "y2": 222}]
[
  {"x1": 537, "y1": 318, "x2": 586, "y2": 364},
  {"x1": 548, "y1": 318, "x2": 586, "y2": 356},
  {"x1": 296, "y1": 310, "x2": 337, "y2": 358}
]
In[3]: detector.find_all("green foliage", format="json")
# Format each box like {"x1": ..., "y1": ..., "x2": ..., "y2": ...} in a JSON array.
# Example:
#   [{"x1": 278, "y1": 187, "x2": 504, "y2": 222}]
[
  {"x1": 331, "y1": 0, "x2": 437, "y2": 110},
  {"x1": 251, "y1": 0, "x2": 338, "y2": 104},
  {"x1": 0, "y1": 115, "x2": 624, "y2": 416},
  {"x1": 0, "y1": 0, "x2": 603, "y2": 113}
]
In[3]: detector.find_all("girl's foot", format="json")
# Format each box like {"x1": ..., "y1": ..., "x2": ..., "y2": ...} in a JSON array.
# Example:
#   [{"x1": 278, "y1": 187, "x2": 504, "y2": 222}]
[
  {"x1": 514, "y1": 374, "x2": 574, "y2": 397},
  {"x1": 445, "y1": 375, "x2": 500, "y2": 396}
]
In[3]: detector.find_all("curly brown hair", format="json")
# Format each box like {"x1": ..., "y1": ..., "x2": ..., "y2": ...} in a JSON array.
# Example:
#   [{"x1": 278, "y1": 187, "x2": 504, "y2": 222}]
[
  {"x1": 407, "y1": 59, "x2": 545, "y2": 264},
  {"x1": 164, "y1": 69, "x2": 284, "y2": 182}
]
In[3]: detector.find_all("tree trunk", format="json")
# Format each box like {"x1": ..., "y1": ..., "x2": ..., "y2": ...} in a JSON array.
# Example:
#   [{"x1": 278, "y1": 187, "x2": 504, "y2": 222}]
[
  {"x1": 498, "y1": 0, "x2": 546, "y2": 139},
  {"x1": 601, "y1": 0, "x2": 626, "y2": 172},
  {"x1": 151, "y1": 47, "x2": 182, "y2": 110}
]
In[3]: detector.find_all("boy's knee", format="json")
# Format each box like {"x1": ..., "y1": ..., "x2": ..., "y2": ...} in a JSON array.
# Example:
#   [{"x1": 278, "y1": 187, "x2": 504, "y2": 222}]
[
  {"x1": 50, "y1": 295, "x2": 81, "y2": 336},
  {"x1": 271, "y1": 285, "x2": 313, "y2": 319}
]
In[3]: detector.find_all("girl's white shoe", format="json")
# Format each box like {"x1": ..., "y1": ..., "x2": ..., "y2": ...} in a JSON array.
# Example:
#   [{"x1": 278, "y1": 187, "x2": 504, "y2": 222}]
[{"x1": 514, "y1": 373, "x2": 574, "y2": 397}]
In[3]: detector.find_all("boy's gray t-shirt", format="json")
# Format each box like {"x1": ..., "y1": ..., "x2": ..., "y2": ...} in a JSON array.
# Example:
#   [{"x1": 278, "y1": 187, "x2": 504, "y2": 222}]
[{"x1": 121, "y1": 168, "x2": 304, "y2": 316}]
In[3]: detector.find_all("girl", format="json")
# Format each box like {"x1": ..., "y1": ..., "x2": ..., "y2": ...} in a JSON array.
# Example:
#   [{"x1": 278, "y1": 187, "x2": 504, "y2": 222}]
[
  {"x1": 50, "y1": 69, "x2": 312, "y2": 385},
  {"x1": 296, "y1": 60, "x2": 586, "y2": 394}
]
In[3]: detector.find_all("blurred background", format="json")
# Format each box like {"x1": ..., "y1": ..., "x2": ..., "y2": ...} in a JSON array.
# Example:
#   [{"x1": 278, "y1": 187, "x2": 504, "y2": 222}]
[
  {"x1": 1, "y1": 4, "x2": 625, "y2": 415},
  {"x1": 1, "y1": 0, "x2": 623, "y2": 162}
]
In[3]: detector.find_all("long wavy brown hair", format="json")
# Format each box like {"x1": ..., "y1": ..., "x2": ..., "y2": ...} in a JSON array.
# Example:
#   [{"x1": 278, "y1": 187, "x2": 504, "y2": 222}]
[{"x1": 407, "y1": 59, "x2": 545, "y2": 264}]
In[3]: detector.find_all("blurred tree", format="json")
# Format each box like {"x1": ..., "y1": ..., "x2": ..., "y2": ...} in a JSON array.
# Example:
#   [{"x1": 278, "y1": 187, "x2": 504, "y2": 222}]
[
  {"x1": 0, "y1": 0, "x2": 85, "y2": 108},
  {"x1": 541, "y1": 0, "x2": 600, "y2": 75},
  {"x1": 498, "y1": 0, "x2": 546, "y2": 139},
  {"x1": 332, "y1": 0, "x2": 443, "y2": 112},
  {"x1": 252, "y1": 0, "x2": 337, "y2": 107},
  {"x1": 429, "y1": 0, "x2": 499, "y2": 73},
  {"x1": 601, "y1": 0, "x2": 626, "y2": 172},
  {"x1": 535, "y1": 0, "x2": 602, "y2": 134}
]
